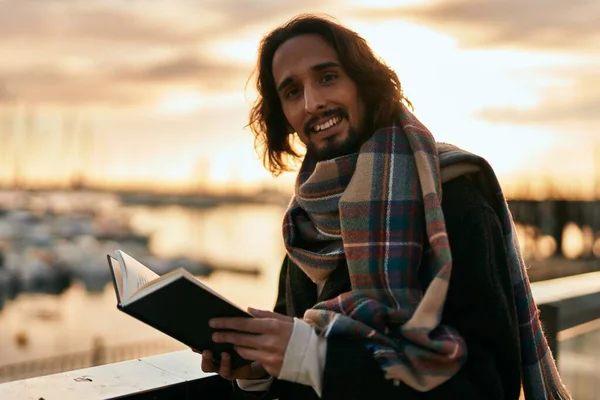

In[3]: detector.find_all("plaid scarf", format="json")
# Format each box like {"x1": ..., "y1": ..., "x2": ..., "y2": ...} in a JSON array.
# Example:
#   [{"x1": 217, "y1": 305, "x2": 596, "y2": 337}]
[{"x1": 282, "y1": 105, "x2": 571, "y2": 398}]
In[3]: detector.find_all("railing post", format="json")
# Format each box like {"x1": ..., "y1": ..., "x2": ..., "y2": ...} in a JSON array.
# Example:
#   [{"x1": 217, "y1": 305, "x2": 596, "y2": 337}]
[{"x1": 91, "y1": 337, "x2": 106, "y2": 366}]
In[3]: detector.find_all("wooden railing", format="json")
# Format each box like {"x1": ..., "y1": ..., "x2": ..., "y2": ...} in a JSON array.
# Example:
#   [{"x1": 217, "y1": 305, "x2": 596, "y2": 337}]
[
  {"x1": 0, "y1": 272, "x2": 599, "y2": 399},
  {"x1": 0, "y1": 338, "x2": 186, "y2": 384},
  {"x1": 0, "y1": 350, "x2": 233, "y2": 400},
  {"x1": 531, "y1": 271, "x2": 600, "y2": 400}
]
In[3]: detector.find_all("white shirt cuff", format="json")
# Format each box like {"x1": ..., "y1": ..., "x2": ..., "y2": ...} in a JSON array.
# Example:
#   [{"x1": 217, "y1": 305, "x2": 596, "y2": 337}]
[
  {"x1": 278, "y1": 318, "x2": 327, "y2": 397},
  {"x1": 236, "y1": 376, "x2": 273, "y2": 392}
]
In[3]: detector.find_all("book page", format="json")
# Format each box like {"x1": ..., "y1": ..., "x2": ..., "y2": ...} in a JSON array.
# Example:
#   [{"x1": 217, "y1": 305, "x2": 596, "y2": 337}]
[
  {"x1": 108, "y1": 256, "x2": 124, "y2": 303},
  {"x1": 127, "y1": 268, "x2": 185, "y2": 304},
  {"x1": 116, "y1": 250, "x2": 159, "y2": 302}
]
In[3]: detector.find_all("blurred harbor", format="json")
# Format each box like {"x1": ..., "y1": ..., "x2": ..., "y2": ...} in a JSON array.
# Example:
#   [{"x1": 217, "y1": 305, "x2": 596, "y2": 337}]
[{"x1": 0, "y1": 189, "x2": 287, "y2": 372}]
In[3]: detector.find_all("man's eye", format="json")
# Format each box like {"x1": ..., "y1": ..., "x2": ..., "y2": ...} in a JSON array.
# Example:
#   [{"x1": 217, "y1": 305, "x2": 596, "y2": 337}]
[
  {"x1": 321, "y1": 73, "x2": 337, "y2": 82},
  {"x1": 285, "y1": 88, "x2": 299, "y2": 98}
]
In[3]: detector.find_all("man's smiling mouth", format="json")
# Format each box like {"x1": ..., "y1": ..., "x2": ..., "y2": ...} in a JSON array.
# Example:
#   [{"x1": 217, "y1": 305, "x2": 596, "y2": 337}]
[{"x1": 311, "y1": 116, "x2": 342, "y2": 133}]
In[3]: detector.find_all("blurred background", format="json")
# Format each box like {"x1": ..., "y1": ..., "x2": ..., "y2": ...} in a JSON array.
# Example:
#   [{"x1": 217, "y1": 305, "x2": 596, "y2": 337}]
[{"x1": 0, "y1": 0, "x2": 598, "y2": 398}]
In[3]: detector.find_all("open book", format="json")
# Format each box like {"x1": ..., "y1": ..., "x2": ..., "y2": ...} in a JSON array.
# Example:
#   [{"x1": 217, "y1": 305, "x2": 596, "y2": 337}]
[{"x1": 107, "y1": 249, "x2": 252, "y2": 369}]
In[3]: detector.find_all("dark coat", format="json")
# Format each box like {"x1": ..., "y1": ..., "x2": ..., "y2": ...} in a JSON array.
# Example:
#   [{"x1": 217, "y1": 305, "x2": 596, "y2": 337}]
[{"x1": 234, "y1": 176, "x2": 522, "y2": 400}]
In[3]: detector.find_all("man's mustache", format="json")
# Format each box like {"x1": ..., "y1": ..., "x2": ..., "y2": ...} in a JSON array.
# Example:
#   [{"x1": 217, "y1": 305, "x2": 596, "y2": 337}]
[{"x1": 304, "y1": 108, "x2": 349, "y2": 135}]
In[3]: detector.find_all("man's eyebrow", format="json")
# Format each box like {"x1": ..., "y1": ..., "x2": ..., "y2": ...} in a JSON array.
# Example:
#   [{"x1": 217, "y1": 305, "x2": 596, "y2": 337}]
[
  {"x1": 276, "y1": 61, "x2": 341, "y2": 93},
  {"x1": 312, "y1": 61, "x2": 340, "y2": 71}
]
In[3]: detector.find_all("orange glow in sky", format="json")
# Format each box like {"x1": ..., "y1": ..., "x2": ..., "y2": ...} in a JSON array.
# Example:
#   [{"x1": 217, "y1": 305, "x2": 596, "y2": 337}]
[{"x1": 0, "y1": 0, "x2": 597, "y2": 198}]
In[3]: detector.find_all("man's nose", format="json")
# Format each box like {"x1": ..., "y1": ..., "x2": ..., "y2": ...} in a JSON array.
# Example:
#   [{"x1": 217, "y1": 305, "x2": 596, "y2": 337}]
[{"x1": 304, "y1": 86, "x2": 325, "y2": 115}]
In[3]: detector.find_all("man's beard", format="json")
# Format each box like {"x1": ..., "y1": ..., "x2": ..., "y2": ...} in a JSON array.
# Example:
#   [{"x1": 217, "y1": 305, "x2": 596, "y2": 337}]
[
  {"x1": 304, "y1": 108, "x2": 364, "y2": 162},
  {"x1": 306, "y1": 123, "x2": 363, "y2": 161}
]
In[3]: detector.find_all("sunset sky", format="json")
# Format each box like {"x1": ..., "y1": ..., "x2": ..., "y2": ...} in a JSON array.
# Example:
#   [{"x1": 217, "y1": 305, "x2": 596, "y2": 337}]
[{"x1": 0, "y1": 0, "x2": 598, "y2": 198}]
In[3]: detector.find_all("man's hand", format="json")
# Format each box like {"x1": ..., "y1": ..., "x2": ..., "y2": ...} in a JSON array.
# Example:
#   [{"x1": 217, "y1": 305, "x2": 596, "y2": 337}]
[
  {"x1": 198, "y1": 349, "x2": 268, "y2": 381},
  {"x1": 209, "y1": 308, "x2": 294, "y2": 378}
]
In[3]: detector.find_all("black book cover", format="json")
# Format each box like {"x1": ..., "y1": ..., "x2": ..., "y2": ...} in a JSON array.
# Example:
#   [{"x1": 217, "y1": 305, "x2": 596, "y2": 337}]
[{"x1": 119, "y1": 274, "x2": 253, "y2": 370}]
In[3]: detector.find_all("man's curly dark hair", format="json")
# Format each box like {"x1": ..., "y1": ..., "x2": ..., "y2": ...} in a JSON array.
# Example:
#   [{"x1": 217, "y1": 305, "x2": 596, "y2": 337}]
[{"x1": 248, "y1": 14, "x2": 412, "y2": 176}]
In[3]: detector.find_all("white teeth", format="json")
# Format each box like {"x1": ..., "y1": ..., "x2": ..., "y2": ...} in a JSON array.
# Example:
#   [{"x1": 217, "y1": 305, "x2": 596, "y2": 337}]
[{"x1": 313, "y1": 117, "x2": 341, "y2": 132}]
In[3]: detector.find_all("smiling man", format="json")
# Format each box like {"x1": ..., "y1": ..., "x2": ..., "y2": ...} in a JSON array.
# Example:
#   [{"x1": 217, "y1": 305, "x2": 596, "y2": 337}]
[{"x1": 200, "y1": 14, "x2": 571, "y2": 400}]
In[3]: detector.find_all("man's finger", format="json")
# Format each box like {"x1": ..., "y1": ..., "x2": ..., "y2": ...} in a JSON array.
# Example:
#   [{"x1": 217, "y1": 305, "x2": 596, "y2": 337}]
[
  {"x1": 218, "y1": 352, "x2": 233, "y2": 379},
  {"x1": 248, "y1": 308, "x2": 293, "y2": 322},
  {"x1": 213, "y1": 331, "x2": 265, "y2": 349},
  {"x1": 201, "y1": 350, "x2": 218, "y2": 373},
  {"x1": 234, "y1": 346, "x2": 264, "y2": 364},
  {"x1": 210, "y1": 317, "x2": 276, "y2": 333}
]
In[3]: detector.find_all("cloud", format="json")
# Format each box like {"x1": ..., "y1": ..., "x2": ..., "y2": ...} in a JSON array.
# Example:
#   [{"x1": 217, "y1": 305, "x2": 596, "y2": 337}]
[
  {"x1": 0, "y1": 81, "x2": 13, "y2": 104},
  {"x1": 0, "y1": 67, "x2": 137, "y2": 106},
  {"x1": 0, "y1": 0, "x2": 338, "y2": 106},
  {"x1": 0, "y1": 0, "x2": 213, "y2": 46},
  {"x1": 113, "y1": 55, "x2": 250, "y2": 89},
  {"x1": 356, "y1": 0, "x2": 600, "y2": 52},
  {"x1": 199, "y1": 0, "x2": 338, "y2": 31},
  {"x1": 0, "y1": 53, "x2": 253, "y2": 106},
  {"x1": 0, "y1": 0, "x2": 337, "y2": 47},
  {"x1": 353, "y1": 1, "x2": 599, "y2": 133},
  {"x1": 478, "y1": 69, "x2": 600, "y2": 128}
]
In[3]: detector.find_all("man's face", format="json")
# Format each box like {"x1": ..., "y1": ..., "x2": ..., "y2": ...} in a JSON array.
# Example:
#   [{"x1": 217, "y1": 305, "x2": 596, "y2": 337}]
[{"x1": 272, "y1": 34, "x2": 366, "y2": 161}]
